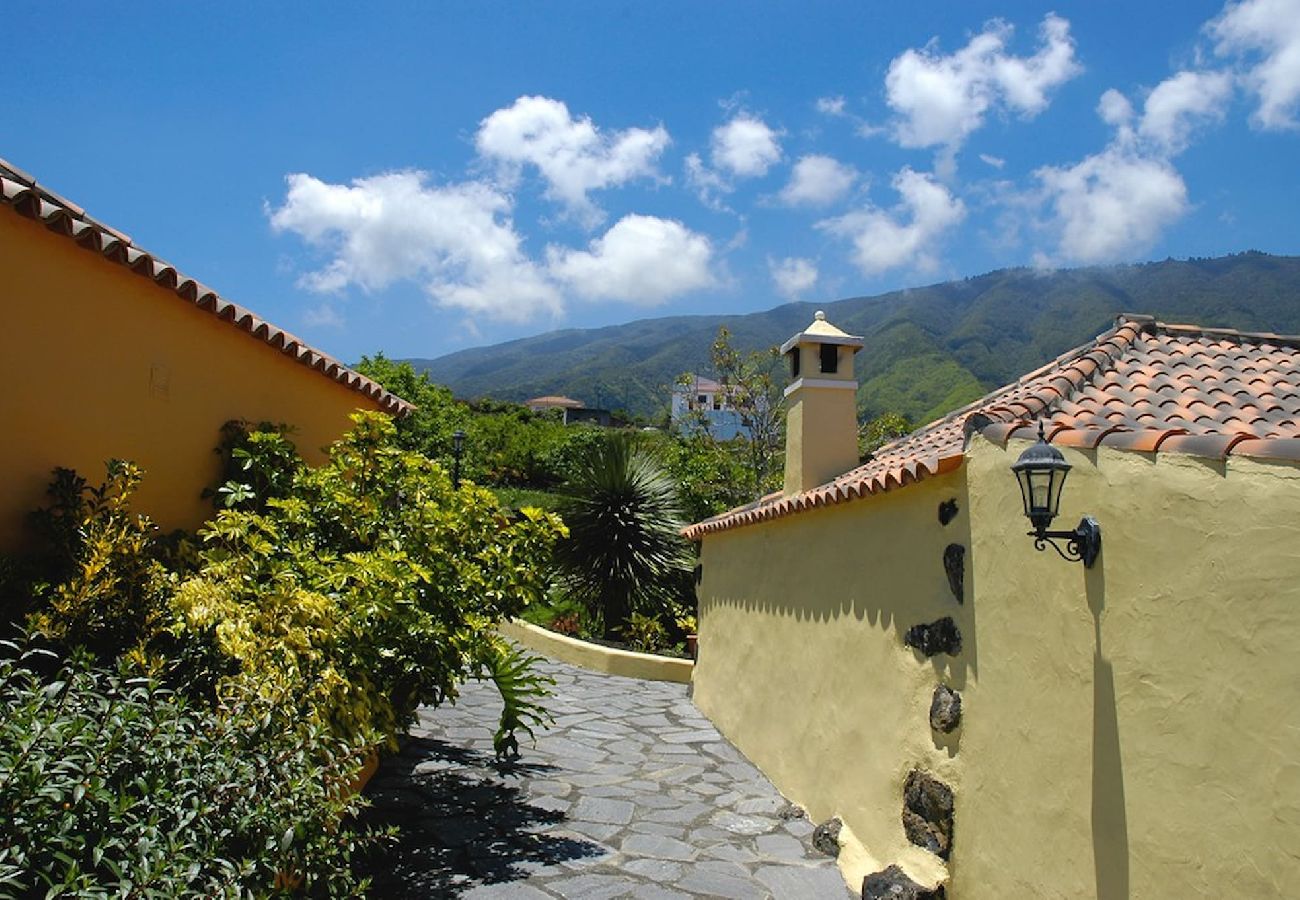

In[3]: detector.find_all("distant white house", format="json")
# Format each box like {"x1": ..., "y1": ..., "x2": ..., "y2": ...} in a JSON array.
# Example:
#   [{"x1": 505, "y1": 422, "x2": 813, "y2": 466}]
[{"x1": 670, "y1": 375, "x2": 749, "y2": 440}]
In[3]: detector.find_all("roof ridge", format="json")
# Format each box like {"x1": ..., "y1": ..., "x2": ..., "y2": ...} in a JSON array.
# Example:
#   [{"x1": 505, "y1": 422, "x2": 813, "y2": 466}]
[{"x1": 0, "y1": 157, "x2": 413, "y2": 417}]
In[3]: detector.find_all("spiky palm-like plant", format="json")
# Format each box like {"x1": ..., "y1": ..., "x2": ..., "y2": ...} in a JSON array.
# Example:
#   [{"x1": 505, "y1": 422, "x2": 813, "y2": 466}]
[{"x1": 553, "y1": 434, "x2": 693, "y2": 641}]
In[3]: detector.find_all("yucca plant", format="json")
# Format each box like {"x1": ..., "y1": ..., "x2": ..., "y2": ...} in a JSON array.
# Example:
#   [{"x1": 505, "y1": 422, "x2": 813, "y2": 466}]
[{"x1": 552, "y1": 433, "x2": 693, "y2": 641}]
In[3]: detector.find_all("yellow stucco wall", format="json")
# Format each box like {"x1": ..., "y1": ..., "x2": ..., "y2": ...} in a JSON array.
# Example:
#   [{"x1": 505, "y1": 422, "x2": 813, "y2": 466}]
[
  {"x1": 959, "y1": 433, "x2": 1300, "y2": 898},
  {"x1": 695, "y1": 471, "x2": 968, "y2": 889},
  {"x1": 783, "y1": 385, "x2": 860, "y2": 495},
  {"x1": 696, "y1": 430, "x2": 1300, "y2": 897},
  {"x1": 0, "y1": 210, "x2": 385, "y2": 548}
]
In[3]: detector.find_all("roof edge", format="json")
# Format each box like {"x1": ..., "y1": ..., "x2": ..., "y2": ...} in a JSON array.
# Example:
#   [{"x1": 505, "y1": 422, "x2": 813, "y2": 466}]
[{"x1": 0, "y1": 158, "x2": 413, "y2": 417}]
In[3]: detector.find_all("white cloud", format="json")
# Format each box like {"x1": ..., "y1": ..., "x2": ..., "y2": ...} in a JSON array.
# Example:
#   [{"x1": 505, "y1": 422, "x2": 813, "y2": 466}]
[
  {"x1": 711, "y1": 114, "x2": 783, "y2": 177},
  {"x1": 769, "y1": 256, "x2": 818, "y2": 299},
  {"x1": 816, "y1": 96, "x2": 847, "y2": 116},
  {"x1": 475, "y1": 95, "x2": 669, "y2": 226},
  {"x1": 684, "y1": 152, "x2": 731, "y2": 210},
  {"x1": 818, "y1": 167, "x2": 966, "y2": 275},
  {"x1": 1139, "y1": 70, "x2": 1234, "y2": 152},
  {"x1": 1210, "y1": 0, "x2": 1300, "y2": 129},
  {"x1": 1035, "y1": 147, "x2": 1188, "y2": 264},
  {"x1": 778, "y1": 155, "x2": 858, "y2": 207},
  {"x1": 547, "y1": 214, "x2": 716, "y2": 305},
  {"x1": 885, "y1": 14, "x2": 1081, "y2": 151},
  {"x1": 1097, "y1": 88, "x2": 1135, "y2": 127},
  {"x1": 978, "y1": 153, "x2": 1006, "y2": 169},
  {"x1": 268, "y1": 170, "x2": 562, "y2": 321},
  {"x1": 302, "y1": 304, "x2": 344, "y2": 328},
  {"x1": 271, "y1": 172, "x2": 720, "y2": 319}
]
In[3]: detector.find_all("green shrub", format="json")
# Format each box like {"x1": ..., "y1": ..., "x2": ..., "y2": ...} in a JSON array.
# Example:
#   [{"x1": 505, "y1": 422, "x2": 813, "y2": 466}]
[
  {"x1": 26, "y1": 461, "x2": 170, "y2": 662},
  {"x1": 206, "y1": 421, "x2": 302, "y2": 513},
  {"x1": 0, "y1": 639, "x2": 378, "y2": 896},
  {"x1": 173, "y1": 412, "x2": 566, "y2": 749},
  {"x1": 624, "y1": 612, "x2": 669, "y2": 654}
]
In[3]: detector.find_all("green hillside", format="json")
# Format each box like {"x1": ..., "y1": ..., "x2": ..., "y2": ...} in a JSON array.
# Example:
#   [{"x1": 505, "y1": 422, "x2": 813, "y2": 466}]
[{"x1": 402, "y1": 252, "x2": 1300, "y2": 424}]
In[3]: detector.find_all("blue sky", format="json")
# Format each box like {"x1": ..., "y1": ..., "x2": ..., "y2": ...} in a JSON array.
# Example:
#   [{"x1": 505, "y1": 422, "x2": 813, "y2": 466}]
[{"x1": 5, "y1": 1, "x2": 1298, "y2": 363}]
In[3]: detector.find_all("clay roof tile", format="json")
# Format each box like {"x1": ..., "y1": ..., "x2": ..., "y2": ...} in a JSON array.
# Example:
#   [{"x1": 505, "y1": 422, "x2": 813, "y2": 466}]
[{"x1": 0, "y1": 158, "x2": 413, "y2": 416}]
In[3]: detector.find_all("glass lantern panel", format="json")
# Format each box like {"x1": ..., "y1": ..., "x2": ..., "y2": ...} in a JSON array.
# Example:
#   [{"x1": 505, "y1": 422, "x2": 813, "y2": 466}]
[
  {"x1": 1027, "y1": 468, "x2": 1055, "y2": 514},
  {"x1": 1014, "y1": 467, "x2": 1035, "y2": 517},
  {"x1": 1046, "y1": 466, "x2": 1069, "y2": 517}
]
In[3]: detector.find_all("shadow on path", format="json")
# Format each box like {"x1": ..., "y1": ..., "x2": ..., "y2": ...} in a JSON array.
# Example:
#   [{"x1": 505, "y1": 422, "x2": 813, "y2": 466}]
[{"x1": 357, "y1": 736, "x2": 604, "y2": 895}]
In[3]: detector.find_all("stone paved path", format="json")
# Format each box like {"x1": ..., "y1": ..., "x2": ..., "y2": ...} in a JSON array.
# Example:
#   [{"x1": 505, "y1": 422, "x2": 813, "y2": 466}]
[{"x1": 359, "y1": 657, "x2": 855, "y2": 898}]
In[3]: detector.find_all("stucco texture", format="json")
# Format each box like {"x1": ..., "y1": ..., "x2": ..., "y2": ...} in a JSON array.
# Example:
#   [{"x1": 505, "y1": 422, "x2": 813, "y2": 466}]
[
  {"x1": 0, "y1": 211, "x2": 385, "y2": 548},
  {"x1": 695, "y1": 432, "x2": 1300, "y2": 897},
  {"x1": 959, "y1": 433, "x2": 1300, "y2": 899},
  {"x1": 694, "y1": 471, "x2": 968, "y2": 889}
]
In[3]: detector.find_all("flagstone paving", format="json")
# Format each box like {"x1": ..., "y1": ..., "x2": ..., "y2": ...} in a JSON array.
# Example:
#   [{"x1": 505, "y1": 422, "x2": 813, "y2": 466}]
[{"x1": 360, "y1": 657, "x2": 855, "y2": 898}]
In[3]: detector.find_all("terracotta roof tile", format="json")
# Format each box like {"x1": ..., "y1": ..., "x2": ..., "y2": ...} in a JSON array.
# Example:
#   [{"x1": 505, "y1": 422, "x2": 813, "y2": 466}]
[
  {"x1": 684, "y1": 314, "x2": 1300, "y2": 539},
  {"x1": 0, "y1": 158, "x2": 412, "y2": 417}
]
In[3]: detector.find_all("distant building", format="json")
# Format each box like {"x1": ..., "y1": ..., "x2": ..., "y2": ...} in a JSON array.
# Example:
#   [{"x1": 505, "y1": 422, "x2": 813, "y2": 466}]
[
  {"x1": 525, "y1": 395, "x2": 611, "y2": 426},
  {"x1": 670, "y1": 375, "x2": 749, "y2": 440}
]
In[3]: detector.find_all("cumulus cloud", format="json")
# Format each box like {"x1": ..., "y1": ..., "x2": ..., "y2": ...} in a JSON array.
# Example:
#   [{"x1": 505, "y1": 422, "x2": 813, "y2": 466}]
[
  {"x1": 816, "y1": 95, "x2": 847, "y2": 117},
  {"x1": 684, "y1": 152, "x2": 731, "y2": 210},
  {"x1": 1138, "y1": 70, "x2": 1234, "y2": 152},
  {"x1": 885, "y1": 14, "x2": 1081, "y2": 152},
  {"x1": 1034, "y1": 147, "x2": 1188, "y2": 264},
  {"x1": 685, "y1": 113, "x2": 783, "y2": 208},
  {"x1": 711, "y1": 114, "x2": 783, "y2": 177},
  {"x1": 475, "y1": 95, "x2": 669, "y2": 226},
  {"x1": 269, "y1": 171, "x2": 717, "y2": 320},
  {"x1": 1210, "y1": 0, "x2": 1300, "y2": 129},
  {"x1": 268, "y1": 170, "x2": 562, "y2": 321},
  {"x1": 979, "y1": 153, "x2": 1006, "y2": 169},
  {"x1": 777, "y1": 155, "x2": 858, "y2": 207},
  {"x1": 818, "y1": 168, "x2": 966, "y2": 275},
  {"x1": 547, "y1": 214, "x2": 716, "y2": 305},
  {"x1": 769, "y1": 256, "x2": 818, "y2": 299}
]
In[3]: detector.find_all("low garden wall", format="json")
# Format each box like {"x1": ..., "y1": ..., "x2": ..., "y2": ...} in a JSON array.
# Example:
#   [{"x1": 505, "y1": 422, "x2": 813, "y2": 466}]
[{"x1": 500, "y1": 619, "x2": 694, "y2": 684}]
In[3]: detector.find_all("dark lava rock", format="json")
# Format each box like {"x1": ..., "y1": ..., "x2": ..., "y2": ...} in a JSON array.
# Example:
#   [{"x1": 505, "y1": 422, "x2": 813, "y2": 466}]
[
  {"x1": 862, "y1": 865, "x2": 947, "y2": 900},
  {"x1": 937, "y1": 499, "x2": 959, "y2": 526},
  {"x1": 811, "y1": 816, "x2": 842, "y2": 856},
  {"x1": 929, "y1": 685, "x2": 962, "y2": 733},
  {"x1": 902, "y1": 769, "x2": 954, "y2": 860},
  {"x1": 777, "y1": 802, "x2": 808, "y2": 821},
  {"x1": 903, "y1": 618, "x2": 962, "y2": 657},
  {"x1": 942, "y1": 544, "x2": 964, "y2": 604}
]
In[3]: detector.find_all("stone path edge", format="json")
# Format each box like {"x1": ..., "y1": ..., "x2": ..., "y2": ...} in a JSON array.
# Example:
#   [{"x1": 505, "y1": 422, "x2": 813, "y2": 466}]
[{"x1": 499, "y1": 619, "x2": 694, "y2": 684}]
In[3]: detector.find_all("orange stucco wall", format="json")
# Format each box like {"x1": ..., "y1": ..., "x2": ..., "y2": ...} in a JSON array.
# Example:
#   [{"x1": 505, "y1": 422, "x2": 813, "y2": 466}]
[{"x1": 0, "y1": 209, "x2": 385, "y2": 548}]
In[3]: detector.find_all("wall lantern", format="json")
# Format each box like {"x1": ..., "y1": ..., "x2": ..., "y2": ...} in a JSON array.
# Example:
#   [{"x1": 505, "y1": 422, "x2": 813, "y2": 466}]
[
  {"x1": 1010, "y1": 422, "x2": 1101, "y2": 567},
  {"x1": 452, "y1": 429, "x2": 466, "y2": 489}
]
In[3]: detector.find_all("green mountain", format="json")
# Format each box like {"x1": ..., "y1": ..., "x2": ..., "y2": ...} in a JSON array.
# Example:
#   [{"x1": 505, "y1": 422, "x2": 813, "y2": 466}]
[{"x1": 404, "y1": 252, "x2": 1300, "y2": 424}]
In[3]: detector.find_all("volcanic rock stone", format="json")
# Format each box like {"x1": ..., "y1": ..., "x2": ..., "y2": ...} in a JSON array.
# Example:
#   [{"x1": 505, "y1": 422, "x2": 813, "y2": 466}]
[
  {"x1": 942, "y1": 544, "x2": 964, "y2": 604},
  {"x1": 928, "y1": 686, "x2": 962, "y2": 733},
  {"x1": 903, "y1": 618, "x2": 962, "y2": 657},
  {"x1": 902, "y1": 770, "x2": 954, "y2": 859},
  {"x1": 862, "y1": 865, "x2": 947, "y2": 899},
  {"x1": 812, "y1": 816, "x2": 843, "y2": 857}
]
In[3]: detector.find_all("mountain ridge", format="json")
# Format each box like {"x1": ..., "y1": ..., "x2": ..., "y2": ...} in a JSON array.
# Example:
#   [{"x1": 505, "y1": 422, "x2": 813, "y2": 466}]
[{"x1": 402, "y1": 252, "x2": 1300, "y2": 423}]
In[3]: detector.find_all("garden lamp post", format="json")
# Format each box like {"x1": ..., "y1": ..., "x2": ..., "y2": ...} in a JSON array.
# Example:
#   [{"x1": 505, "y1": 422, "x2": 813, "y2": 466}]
[
  {"x1": 1010, "y1": 422, "x2": 1101, "y2": 567},
  {"x1": 452, "y1": 429, "x2": 466, "y2": 489}
]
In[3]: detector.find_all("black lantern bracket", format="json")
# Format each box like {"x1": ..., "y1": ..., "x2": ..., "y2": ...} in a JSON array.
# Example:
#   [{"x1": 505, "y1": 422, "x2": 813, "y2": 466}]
[
  {"x1": 1030, "y1": 516, "x2": 1101, "y2": 567},
  {"x1": 1011, "y1": 421, "x2": 1102, "y2": 569}
]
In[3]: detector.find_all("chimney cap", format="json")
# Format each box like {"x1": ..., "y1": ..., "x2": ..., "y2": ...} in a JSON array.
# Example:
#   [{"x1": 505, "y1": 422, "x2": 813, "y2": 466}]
[{"x1": 780, "y1": 310, "x2": 865, "y2": 354}]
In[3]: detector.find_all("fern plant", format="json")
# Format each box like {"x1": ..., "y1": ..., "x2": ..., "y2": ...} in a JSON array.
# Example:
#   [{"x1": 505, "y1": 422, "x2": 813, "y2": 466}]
[{"x1": 476, "y1": 636, "x2": 554, "y2": 760}]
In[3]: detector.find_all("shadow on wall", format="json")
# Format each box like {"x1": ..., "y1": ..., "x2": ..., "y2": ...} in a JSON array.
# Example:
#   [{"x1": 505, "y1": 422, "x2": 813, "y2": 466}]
[
  {"x1": 701, "y1": 474, "x2": 978, "y2": 686},
  {"x1": 1088, "y1": 559, "x2": 1131, "y2": 900}
]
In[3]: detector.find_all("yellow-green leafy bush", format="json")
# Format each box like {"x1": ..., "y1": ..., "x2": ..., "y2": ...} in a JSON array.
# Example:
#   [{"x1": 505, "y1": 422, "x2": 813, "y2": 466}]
[{"x1": 172, "y1": 412, "x2": 566, "y2": 749}]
